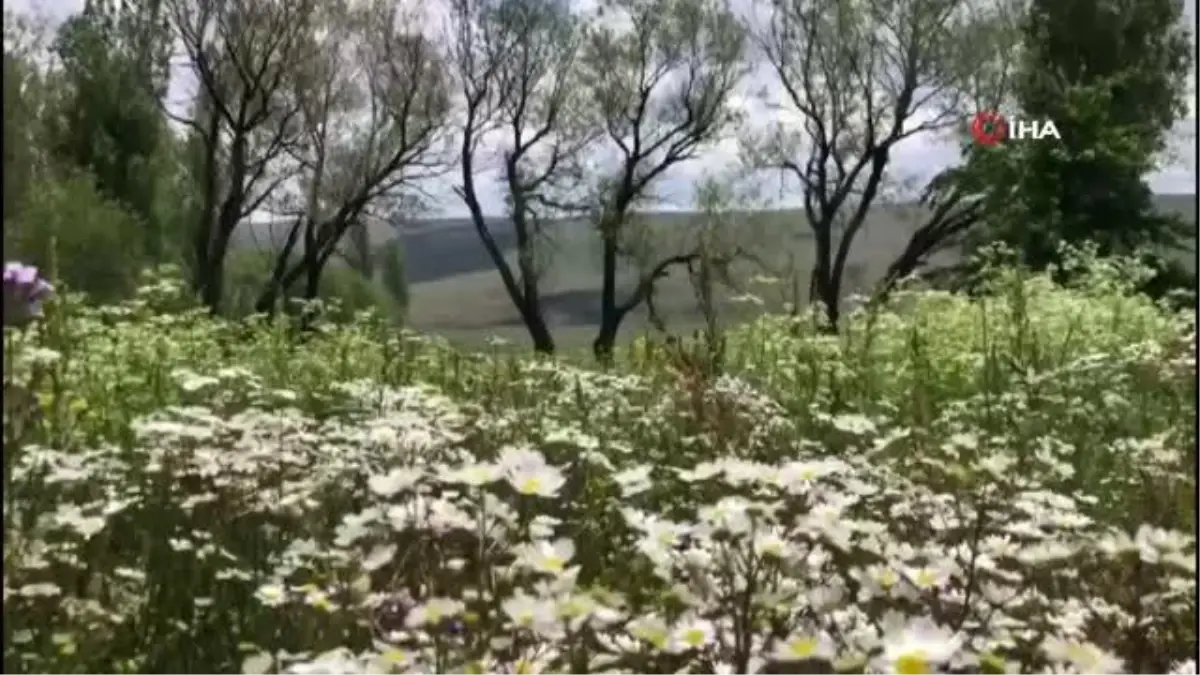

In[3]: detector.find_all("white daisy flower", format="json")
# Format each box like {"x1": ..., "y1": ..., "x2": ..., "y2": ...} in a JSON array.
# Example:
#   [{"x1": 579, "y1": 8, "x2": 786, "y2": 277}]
[
  {"x1": 499, "y1": 447, "x2": 566, "y2": 497},
  {"x1": 770, "y1": 629, "x2": 836, "y2": 662},
  {"x1": 1041, "y1": 636, "x2": 1124, "y2": 674},
  {"x1": 514, "y1": 538, "x2": 576, "y2": 575},
  {"x1": 669, "y1": 617, "x2": 716, "y2": 652},
  {"x1": 876, "y1": 617, "x2": 962, "y2": 674}
]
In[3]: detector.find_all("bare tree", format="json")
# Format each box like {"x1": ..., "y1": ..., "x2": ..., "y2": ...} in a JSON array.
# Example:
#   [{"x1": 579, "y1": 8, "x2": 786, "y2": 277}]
[
  {"x1": 669, "y1": 175, "x2": 758, "y2": 378},
  {"x1": 447, "y1": 0, "x2": 596, "y2": 354},
  {"x1": 877, "y1": 158, "x2": 987, "y2": 294},
  {"x1": 746, "y1": 0, "x2": 1018, "y2": 329},
  {"x1": 167, "y1": 0, "x2": 318, "y2": 313},
  {"x1": 580, "y1": 0, "x2": 748, "y2": 363},
  {"x1": 875, "y1": 1, "x2": 1022, "y2": 299},
  {"x1": 252, "y1": 0, "x2": 454, "y2": 316}
]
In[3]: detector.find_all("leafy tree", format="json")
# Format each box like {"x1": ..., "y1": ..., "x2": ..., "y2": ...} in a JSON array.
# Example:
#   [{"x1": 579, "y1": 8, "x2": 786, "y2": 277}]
[
  {"x1": 0, "y1": 0, "x2": 199, "y2": 311},
  {"x1": 243, "y1": 0, "x2": 452, "y2": 318},
  {"x1": 48, "y1": 0, "x2": 177, "y2": 259},
  {"x1": 983, "y1": 0, "x2": 1193, "y2": 275},
  {"x1": 747, "y1": 0, "x2": 1021, "y2": 329},
  {"x1": 448, "y1": 0, "x2": 595, "y2": 355},
  {"x1": 5, "y1": 11, "x2": 59, "y2": 228},
  {"x1": 582, "y1": 0, "x2": 748, "y2": 363},
  {"x1": 3, "y1": 48, "x2": 43, "y2": 226},
  {"x1": 167, "y1": 0, "x2": 322, "y2": 313}
]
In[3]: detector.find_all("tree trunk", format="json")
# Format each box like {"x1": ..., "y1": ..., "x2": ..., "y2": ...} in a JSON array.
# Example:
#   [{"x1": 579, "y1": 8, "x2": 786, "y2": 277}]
[
  {"x1": 199, "y1": 227, "x2": 232, "y2": 314},
  {"x1": 526, "y1": 310, "x2": 555, "y2": 354},
  {"x1": 595, "y1": 221, "x2": 620, "y2": 365},
  {"x1": 809, "y1": 248, "x2": 840, "y2": 333},
  {"x1": 592, "y1": 316, "x2": 620, "y2": 366}
]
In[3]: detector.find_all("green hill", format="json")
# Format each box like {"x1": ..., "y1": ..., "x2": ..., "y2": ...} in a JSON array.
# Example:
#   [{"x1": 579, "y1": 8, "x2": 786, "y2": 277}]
[{"x1": 234, "y1": 194, "x2": 1197, "y2": 347}]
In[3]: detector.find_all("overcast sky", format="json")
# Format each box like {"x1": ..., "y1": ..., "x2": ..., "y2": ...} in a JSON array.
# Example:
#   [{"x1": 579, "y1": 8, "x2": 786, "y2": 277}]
[{"x1": 9, "y1": 0, "x2": 1197, "y2": 217}]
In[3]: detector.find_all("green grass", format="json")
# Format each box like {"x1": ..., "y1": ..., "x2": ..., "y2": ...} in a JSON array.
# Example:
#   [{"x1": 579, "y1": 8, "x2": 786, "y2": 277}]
[{"x1": 3, "y1": 253, "x2": 1195, "y2": 674}]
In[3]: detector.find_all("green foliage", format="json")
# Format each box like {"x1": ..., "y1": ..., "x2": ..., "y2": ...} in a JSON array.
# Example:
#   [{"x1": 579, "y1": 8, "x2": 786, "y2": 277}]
[
  {"x1": 4, "y1": 251, "x2": 1194, "y2": 675},
  {"x1": 221, "y1": 248, "x2": 278, "y2": 317},
  {"x1": 47, "y1": 0, "x2": 177, "y2": 259},
  {"x1": 3, "y1": 1, "x2": 189, "y2": 307},
  {"x1": 979, "y1": 0, "x2": 1193, "y2": 275},
  {"x1": 7, "y1": 171, "x2": 150, "y2": 303},
  {"x1": 222, "y1": 248, "x2": 405, "y2": 324},
  {"x1": 374, "y1": 239, "x2": 410, "y2": 310},
  {"x1": 1136, "y1": 253, "x2": 1198, "y2": 311},
  {"x1": 317, "y1": 261, "x2": 405, "y2": 325},
  {"x1": 3, "y1": 51, "x2": 44, "y2": 225}
]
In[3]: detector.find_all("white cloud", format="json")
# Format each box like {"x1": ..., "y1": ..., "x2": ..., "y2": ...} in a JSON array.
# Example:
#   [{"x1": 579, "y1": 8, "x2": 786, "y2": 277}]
[{"x1": 10, "y1": 0, "x2": 1196, "y2": 216}]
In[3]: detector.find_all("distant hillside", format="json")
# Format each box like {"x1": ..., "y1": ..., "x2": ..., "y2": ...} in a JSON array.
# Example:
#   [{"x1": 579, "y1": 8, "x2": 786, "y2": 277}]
[
  {"x1": 232, "y1": 194, "x2": 1197, "y2": 347},
  {"x1": 235, "y1": 194, "x2": 1197, "y2": 285}
]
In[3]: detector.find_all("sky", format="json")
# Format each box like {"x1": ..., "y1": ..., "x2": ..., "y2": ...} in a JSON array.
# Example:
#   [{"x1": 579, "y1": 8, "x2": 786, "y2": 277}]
[{"x1": 8, "y1": 0, "x2": 1198, "y2": 218}]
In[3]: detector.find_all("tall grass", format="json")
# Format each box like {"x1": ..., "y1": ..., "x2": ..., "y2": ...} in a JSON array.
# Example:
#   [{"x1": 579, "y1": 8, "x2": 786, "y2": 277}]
[{"x1": 3, "y1": 254, "x2": 1195, "y2": 674}]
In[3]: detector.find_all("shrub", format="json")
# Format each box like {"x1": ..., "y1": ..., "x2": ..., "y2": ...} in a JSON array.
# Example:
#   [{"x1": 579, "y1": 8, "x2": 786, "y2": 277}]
[
  {"x1": 3, "y1": 255, "x2": 1194, "y2": 675},
  {"x1": 6, "y1": 171, "x2": 150, "y2": 303},
  {"x1": 222, "y1": 248, "x2": 404, "y2": 324},
  {"x1": 374, "y1": 239, "x2": 409, "y2": 312}
]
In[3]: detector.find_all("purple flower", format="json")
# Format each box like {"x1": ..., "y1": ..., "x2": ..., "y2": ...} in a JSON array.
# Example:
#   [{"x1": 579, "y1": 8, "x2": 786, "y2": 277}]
[{"x1": 4, "y1": 262, "x2": 54, "y2": 326}]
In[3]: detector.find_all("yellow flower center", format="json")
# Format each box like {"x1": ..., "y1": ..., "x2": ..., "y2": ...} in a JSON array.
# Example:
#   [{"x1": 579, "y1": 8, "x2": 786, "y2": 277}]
[
  {"x1": 787, "y1": 636, "x2": 819, "y2": 659},
  {"x1": 633, "y1": 626, "x2": 668, "y2": 649},
  {"x1": 380, "y1": 648, "x2": 408, "y2": 665},
  {"x1": 895, "y1": 651, "x2": 931, "y2": 675},
  {"x1": 308, "y1": 593, "x2": 332, "y2": 611},
  {"x1": 683, "y1": 628, "x2": 706, "y2": 646},
  {"x1": 519, "y1": 477, "x2": 542, "y2": 494}
]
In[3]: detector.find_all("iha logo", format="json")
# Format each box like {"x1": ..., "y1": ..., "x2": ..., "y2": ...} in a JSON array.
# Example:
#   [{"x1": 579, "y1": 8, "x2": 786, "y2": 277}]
[{"x1": 970, "y1": 111, "x2": 1061, "y2": 146}]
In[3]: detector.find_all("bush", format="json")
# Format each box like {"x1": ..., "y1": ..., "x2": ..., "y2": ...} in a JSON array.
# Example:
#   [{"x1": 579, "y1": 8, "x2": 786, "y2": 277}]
[
  {"x1": 222, "y1": 248, "x2": 404, "y2": 324},
  {"x1": 374, "y1": 239, "x2": 409, "y2": 312},
  {"x1": 3, "y1": 255, "x2": 1194, "y2": 675},
  {"x1": 6, "y1": 171, "x2": 150, "y2": 303}
]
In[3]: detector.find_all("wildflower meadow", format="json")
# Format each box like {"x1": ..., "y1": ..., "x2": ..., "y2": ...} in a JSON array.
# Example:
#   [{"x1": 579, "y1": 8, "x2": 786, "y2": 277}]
[{"x1": 3, "y1": 253, "x2": 1196, "y2": 675}]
